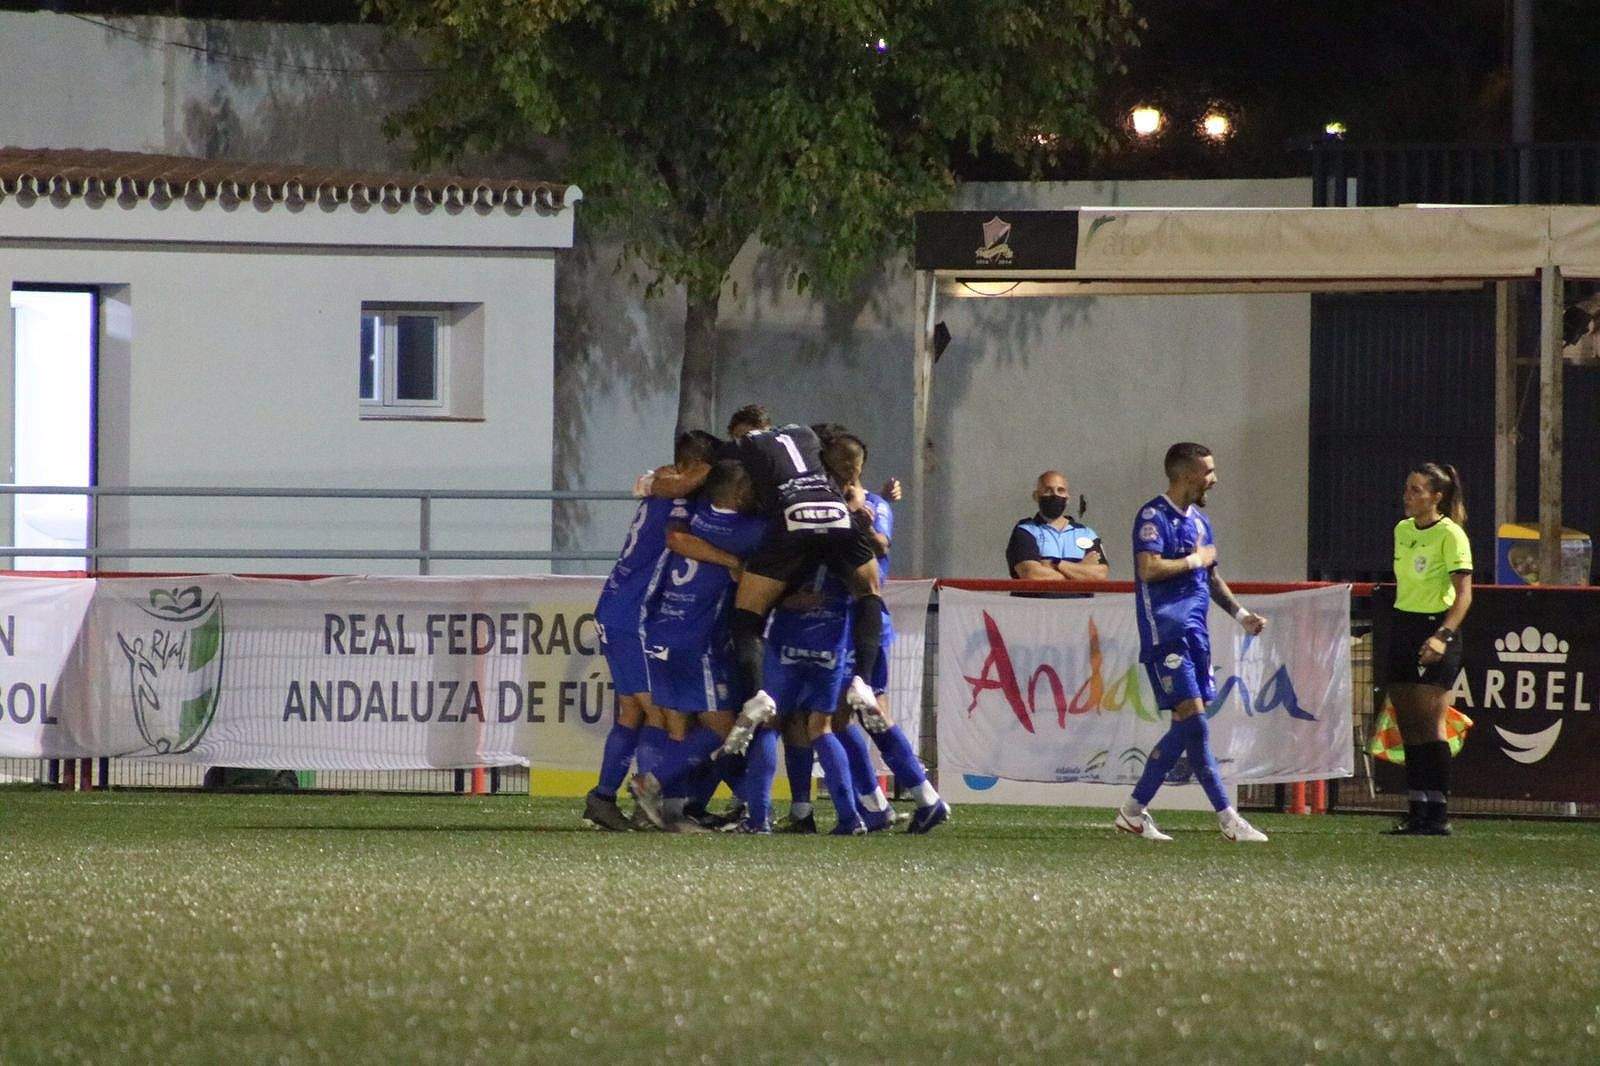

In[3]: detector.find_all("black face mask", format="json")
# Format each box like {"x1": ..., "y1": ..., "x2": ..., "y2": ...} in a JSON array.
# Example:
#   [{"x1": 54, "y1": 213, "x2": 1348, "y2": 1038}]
[{"x1": 1037, "y1": 495, "x2": 1069, "y2": 520}]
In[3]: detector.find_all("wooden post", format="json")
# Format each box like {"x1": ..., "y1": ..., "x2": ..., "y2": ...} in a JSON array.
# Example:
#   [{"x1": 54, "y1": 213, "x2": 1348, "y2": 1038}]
[
  {"x1": 1538, "y1": 265, "x2": 1564, "y2": 584},
  {"x1": 1494, "y1": 281, "x2": 1518, "y2": 533},
  {"x1": 909, "y1": 270, "x2": 935, "y2": 577}
]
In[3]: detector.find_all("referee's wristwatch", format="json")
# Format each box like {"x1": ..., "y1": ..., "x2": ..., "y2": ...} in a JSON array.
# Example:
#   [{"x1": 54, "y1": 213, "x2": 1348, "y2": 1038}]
[{"x1": 1433, "y1": 627, "x2": 1456, "y2": 645}]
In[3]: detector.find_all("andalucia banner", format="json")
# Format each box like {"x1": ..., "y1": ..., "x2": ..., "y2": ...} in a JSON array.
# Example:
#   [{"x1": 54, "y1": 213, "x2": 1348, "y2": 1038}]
[{"x1": 937, "y1": 586, "x2": 1353, "y2": 785}]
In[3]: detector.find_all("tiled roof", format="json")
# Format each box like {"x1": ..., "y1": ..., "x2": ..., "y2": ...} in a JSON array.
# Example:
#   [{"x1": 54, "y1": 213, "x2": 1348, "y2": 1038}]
[{"x1": 0, "y1": 147, "x2": 570, "y2": 213}]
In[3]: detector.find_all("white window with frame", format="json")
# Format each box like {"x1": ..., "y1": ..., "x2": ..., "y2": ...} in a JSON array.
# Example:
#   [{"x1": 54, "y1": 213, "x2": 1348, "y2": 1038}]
[{"x1": 360, "y1": 308, "x2": 447, "y2": 414}]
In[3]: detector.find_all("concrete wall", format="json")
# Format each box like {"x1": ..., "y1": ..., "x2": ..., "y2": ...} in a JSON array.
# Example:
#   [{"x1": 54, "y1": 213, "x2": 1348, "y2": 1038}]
[{"x1": 0, "y1": 11, "x2": 424, "y2": 170}]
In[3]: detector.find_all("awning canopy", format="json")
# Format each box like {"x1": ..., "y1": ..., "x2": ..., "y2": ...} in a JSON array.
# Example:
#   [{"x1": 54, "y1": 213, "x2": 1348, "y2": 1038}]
[{"x1": 914, "y1": 205, "x2": 1600, "y2": 297}]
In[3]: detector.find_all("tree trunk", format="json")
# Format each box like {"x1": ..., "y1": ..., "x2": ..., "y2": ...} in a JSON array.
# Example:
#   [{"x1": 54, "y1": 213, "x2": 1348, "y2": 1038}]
[{"x1": 677, "y1": 286, "x2": 720, "y2": 436}]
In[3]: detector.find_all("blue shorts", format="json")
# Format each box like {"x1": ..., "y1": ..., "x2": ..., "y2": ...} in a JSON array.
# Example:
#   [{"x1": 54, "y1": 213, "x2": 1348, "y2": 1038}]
[
  {"x1": 597, "y1": 620, "x2": 650, "y2": 697},
  {"x1": 644, "y1": 644, "x2": 735, "y2": 713},
  {"x1": 1142, "y1": 632, "x2": 1214, "y2": 711},
  {"x1": 766, "y1": 643, "x2": 848, "y2": 716},
  {"x1": 842, "y1": 641, "x2": 891, "y2": 695}
]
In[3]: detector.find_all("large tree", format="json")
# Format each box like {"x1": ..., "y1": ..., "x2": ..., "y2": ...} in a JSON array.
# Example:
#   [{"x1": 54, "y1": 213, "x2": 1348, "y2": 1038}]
[{"x1": 369, "y1": 0, "x2": 1138, "y2": 432}]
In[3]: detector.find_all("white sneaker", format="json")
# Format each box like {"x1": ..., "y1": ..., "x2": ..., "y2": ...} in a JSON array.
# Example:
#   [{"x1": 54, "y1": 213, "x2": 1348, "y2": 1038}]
[
  {"x1": 627, "y1": 773, "x2": 667, "y2": 830},
  {"x1": 718, "y1": 691, "x2": 777, "y2": 757},
  {"x1": 1221, "y1": 816, "x2": 1269, "y2": 843},
  {"x1": 1114, "y1": 807, "x2": 1173, "y2": 842},
  {"x1": 846, "y1": 676, "x2": 891, "y2": 733}
]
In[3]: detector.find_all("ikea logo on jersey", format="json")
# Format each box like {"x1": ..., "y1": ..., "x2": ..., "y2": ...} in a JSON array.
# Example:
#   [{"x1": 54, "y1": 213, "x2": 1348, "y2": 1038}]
[
  {"x1": 783, "y1": 502, "x2": 849, "y2": 529},
  {"x1": 960, "y1": 610, "x2": 1313, "y2": 734}
]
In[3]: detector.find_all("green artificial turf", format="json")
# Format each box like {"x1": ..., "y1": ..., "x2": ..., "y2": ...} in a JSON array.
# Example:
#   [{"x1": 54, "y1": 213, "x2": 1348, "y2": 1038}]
[{"x1": 1, "y1": 789, "x2": 1596, "y2": 1064}]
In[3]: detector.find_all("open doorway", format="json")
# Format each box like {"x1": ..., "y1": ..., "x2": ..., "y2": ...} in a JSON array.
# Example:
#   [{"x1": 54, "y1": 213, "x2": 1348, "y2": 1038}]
[{"x1": 9, "y1": 285, "x2": 96, "y2": 570}]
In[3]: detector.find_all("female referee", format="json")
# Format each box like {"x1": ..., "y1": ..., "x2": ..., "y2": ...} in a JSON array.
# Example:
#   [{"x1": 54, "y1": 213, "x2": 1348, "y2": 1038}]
[{"x1": 1384, "y1": 463, "x2": 1473, "y2": 836}]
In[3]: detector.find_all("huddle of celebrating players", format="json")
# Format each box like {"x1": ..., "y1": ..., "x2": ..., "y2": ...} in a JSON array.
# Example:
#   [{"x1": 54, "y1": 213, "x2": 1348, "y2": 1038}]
[{"x1": 584, "y1": 405, "x2": 949, "y2": 835}]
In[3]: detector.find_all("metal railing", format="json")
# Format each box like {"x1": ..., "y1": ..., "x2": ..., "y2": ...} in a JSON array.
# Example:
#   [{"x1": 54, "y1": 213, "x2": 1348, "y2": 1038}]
[{"x1": 0, "y1": 483, "x2": 633, "y2": 571}]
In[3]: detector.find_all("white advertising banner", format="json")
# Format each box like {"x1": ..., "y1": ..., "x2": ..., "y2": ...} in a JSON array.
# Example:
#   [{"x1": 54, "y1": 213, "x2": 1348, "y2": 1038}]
[
  {"x1": 0, "y1": 575, "x2": 935, "y2": 772},
  {"x1": 0, "y1": 576, "x2": 96, "y2": 757},
  {"x1": 882, "y1": 579, "x2": 937, "y2": 751},
  {"x1": 937, "y1": 586, "x2": 1352, "y2": 787}
]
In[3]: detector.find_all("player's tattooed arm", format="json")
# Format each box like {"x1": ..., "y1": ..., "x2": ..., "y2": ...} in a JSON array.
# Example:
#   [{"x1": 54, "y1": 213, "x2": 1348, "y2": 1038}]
[
  {"x1": 665, "y1": 530, "x2": 743, "y2": 578},
  {"x1": 1209, "y1": 570, "x2": 1267, "y2": 635},
  {"x1": 649, "y1": 462, "x2": 710, "y2": 499}
]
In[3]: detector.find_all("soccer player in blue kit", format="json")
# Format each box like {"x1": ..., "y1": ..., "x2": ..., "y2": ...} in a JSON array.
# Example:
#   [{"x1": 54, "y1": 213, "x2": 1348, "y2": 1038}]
[
  {"x1": 1115, "y1": 442, "x2": 1271, "y2": 844},
  {"x1": 629, "y1": 459, "x2": 769, "y2": 831},
  {"x1": 823, "y1": 433, "x2": 949, "y2": 834},
  {"x1": 754, "y1": 565, "x2": 866, "y2": 834},
  {"x1": 584, "y1": 429, "x2": 724, "y2": 831}
]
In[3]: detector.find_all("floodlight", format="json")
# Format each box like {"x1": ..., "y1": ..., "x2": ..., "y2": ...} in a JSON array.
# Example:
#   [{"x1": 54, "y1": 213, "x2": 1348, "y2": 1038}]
[
  {"x1": 1201, "y1": 112, "x2": 1231, "y2": 140},
  {"x1": 1130, "y1": 107, "x2": 1164, "y2": 137}
]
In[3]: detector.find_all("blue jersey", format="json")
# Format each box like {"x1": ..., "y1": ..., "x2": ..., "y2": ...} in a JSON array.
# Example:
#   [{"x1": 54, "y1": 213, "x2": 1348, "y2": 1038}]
[
  {"x1": 1132, "y1": 495, "x2": 1214, "y2": 660},
  {"x1": 594, "y1": 495, "x2": 689, "y2": 629},
  {"x1": 643, "y1": 503, "x2": 767, "y2": 652},
  {"x1": 863, "y1": 491, "x2": 894, "y2": 644},
  {"x1": 766, "y1": 565, "x2": 851, "y2": 662}
]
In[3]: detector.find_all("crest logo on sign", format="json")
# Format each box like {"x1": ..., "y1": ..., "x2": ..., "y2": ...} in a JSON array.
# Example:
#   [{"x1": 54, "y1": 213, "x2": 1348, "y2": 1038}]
[
  {"x1": 976, "y1": 216, "x2": 1014, "y2": 264},
  {"x1": 117, "y1": 586, "x2": 225, "y2": 754}
]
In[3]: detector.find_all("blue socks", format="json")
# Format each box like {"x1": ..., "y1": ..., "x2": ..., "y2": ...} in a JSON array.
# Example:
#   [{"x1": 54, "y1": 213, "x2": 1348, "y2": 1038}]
[
  {"x1": 1132, "y1": 715, "x2": 1227, "y2": 810},
  {"x1": 738, "y1": 729, "x2": 779, "y2": 829},
  {"x1": 1132, "y1": 718, "x2": 1188, "y2": 807},
  {"x1": 656, "y1": 726, "x2": 722, "y2": 798},
  {"x1": 635, "y1": 725, "x2": 669, "y2": 780},
  {"x1": 1181, "y1": 713, "x2": 1230, "y2": 812},
  {"x1": 784, "y1": 741, "x2": 814, "y2": 805},
  {"x1": 812, "y1": 732, "x2": 862, "y2": 832},
  {"x1": 594, "y1": 722, "x2": 641, "y2": 799},
  {"x1": 839, "y1": 724, "x2": 879, "y2": 802},
  {"x1": 871, "y1": 724, "x2": 926, "y2": 788}
]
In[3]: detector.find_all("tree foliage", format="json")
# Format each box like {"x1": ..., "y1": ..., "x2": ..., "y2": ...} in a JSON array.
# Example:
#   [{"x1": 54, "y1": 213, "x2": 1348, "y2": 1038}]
[{"x1": 369, "y1": 0, "x2": 1137, "y2": 426}]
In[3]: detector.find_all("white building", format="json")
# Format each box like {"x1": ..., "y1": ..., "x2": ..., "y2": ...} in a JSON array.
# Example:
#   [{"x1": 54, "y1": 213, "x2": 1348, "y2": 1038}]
[{"x1": 0, "y1": 147, "x2": 579, "y2": 573}]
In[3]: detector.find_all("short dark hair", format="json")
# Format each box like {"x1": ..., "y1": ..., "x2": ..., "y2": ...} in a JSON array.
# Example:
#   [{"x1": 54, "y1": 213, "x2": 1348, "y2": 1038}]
[
  {"x1": 1164, "y1": 442, "x2": 1212, "y2": 479},
  {"x1": 810, "y1": 422, "x2": 851, "y2": 445},
  {"x1": 703, "y1": 459, "x2": 751, "y2": 507},
  {"x1": 674, "y1": 429, "x2": 721, "y2": 467},
  {"x1": 821, "y1": 433, "x2": 866, "y2": 482},
  {"x1": 727, "y1": 403, "x2": 771, "y2": 435}
]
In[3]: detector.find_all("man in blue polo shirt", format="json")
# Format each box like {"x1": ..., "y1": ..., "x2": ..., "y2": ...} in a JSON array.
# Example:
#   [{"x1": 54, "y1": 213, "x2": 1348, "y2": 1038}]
[{"x1": 1005, "y1": 471, "x2": 1110, "y2": 582}]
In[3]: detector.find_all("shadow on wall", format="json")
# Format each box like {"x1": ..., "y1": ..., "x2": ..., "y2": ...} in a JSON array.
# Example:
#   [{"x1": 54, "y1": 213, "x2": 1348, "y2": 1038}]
[
  {"x1": 716, "y1": 243, "x2": 906, "y2": 426},
  {"x1": 551, "y1": 227, "x2": 684, "y2": 562},
  {"x1": 158, "y1": 19, "x2": 432, "y2": 168},
  {"x1": 924, "y1": 291, "x2": 1097, "y2": 575}
]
